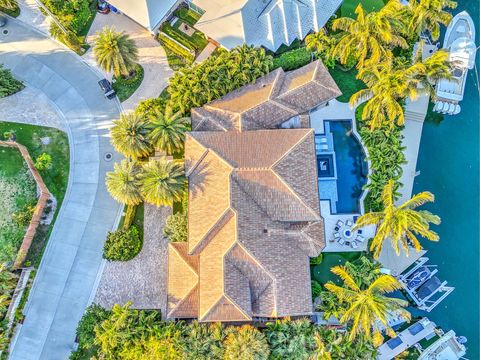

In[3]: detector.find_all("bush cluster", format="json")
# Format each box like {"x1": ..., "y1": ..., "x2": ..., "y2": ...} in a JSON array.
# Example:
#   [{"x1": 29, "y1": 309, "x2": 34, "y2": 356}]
[
  {"x1": 71, "y1": 303, "x2": 377, "y2": 360},
  {"x1": 158, "y1": 33, "x2": 195, "y2": 64},
  {"x1": 163, "y1": 212, "x2": 187, "y2": 243},
  {"x1": 0, "y1": 65, "x2": 24, "y2": 98},
  {"x1": 103, "y1": 226, "x2": 142, "y2": 261},
  {"x1": 272, "y1": 47, "x2": 312, "y2": 71}
]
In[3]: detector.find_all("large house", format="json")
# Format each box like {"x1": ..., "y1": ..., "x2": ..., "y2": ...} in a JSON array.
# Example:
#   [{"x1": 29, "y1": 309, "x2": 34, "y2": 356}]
[
  {"x1": 191, "y1": 0, "x2": 343, "y2": 51},
  {"x1": 166, "y1": 61, "x2": 341, "y2": 322}
]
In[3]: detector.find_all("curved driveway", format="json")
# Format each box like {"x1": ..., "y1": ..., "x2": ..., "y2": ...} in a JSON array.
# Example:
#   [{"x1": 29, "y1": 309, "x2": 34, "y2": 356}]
[{"x1": 0, "y1": 20, "x2": 122, "y2": 360}]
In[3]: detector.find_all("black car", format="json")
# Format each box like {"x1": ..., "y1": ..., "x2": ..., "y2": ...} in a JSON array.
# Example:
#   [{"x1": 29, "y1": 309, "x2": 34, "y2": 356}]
[{"x1": 98, "y1": 79, "x2": 116, "y2": 99}]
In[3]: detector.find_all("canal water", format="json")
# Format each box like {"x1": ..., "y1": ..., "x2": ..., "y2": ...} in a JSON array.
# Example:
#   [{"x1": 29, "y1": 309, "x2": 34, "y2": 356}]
[{"x1": 412, "y1": 0, "x2": 479, "y2": 358}]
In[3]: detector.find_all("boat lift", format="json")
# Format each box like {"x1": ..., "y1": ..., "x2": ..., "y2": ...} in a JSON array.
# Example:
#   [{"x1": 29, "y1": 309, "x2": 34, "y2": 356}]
[{"x1": 398, "y1": 257, "x2": 455, "y2": 312}]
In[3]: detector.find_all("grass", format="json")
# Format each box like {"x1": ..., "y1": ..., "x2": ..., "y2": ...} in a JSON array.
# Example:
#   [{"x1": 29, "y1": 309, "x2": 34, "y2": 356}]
[
  {"x1": 162, "y1": 22, "x2": 208, "y2": 54},
  {"x1": 341, "y1": 0, "x2": 385, "y2": 18},
  {"x1": 112, "y1": 64, "x2": 144, "y2": 102},
  {"x1": 173, "y1": 7, "x2": 202, "y2": 26},
  {"x1": 0, "y1": 122, "x2": 69, "y2": 265},
  {"x1": 311, "y1": 252, "x2": 362, "y2": 285},
  {"x1": 328, "y1": 66, "x2": 366, "y2": 103},
  {"x1": 0, "y1": 3, "x2": 20, "y2": 17}
]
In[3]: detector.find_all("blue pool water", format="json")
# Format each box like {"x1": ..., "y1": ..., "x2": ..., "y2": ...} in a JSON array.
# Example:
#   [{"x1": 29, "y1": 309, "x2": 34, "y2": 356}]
[{"x1": 316, "y1": 120, "x2": 367, "y2": 214}]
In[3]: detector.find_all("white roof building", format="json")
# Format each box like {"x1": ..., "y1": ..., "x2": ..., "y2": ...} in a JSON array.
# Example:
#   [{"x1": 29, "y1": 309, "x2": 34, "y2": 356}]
[
  {"x1": 191, "y1": 0, "x2": 343, "y2": 51},
  {"x1": 106, "y1": 0, "x2": 181, "y2": 32}
]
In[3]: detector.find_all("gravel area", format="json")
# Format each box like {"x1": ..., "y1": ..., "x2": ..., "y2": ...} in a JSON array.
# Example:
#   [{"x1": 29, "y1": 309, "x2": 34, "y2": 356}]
[{"x1": 94, "y1": 204, "x2": 171, "y2": 314}]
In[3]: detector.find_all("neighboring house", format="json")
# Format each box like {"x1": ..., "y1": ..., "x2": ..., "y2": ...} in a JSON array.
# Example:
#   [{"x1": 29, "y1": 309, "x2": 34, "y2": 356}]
[
  {"x1": 190, "y1": 0, "x2": 343, "y2": 51},
  {"x1": 167, "y1": 61, "x2": 342, "y2": 322},
  {"x1": 105, "y1": 0, "x2": 183, "y2": 33}
]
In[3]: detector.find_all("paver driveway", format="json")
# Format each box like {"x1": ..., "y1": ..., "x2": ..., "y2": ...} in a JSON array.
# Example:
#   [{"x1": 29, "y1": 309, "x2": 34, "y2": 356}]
[{"x1": 0, "y1": 19, "x2": 122, "y2": 360}]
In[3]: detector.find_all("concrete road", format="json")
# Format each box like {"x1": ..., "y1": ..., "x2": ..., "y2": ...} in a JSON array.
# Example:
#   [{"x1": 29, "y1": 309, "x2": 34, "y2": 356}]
[{"x1": 0, "y1": 19, "x2": 122, "y2": 360}]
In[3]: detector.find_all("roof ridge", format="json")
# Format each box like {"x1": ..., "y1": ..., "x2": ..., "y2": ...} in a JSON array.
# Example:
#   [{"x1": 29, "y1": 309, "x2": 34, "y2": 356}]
[
  {"x1": 170, "y1": 243, "x2": 199, "y2": 275},
  {"x1": 275, "y1": 61, "x2": 319, "y2": 97},
  {"x1": 167, "y1": 284, "x2": 199, "y2": 319}
]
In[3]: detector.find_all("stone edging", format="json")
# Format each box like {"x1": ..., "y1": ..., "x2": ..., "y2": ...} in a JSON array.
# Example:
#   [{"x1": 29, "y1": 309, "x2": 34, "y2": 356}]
[{"x1": 0, "y1": 141, "x2": 51, "y2": 268}]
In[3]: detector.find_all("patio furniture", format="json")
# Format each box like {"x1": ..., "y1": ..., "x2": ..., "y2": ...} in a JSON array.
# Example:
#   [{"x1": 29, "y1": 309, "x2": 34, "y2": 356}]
[
  {"x1": 321, "y1": 144, "x2": 328, "y2": 151},
  {"x1": 336, "y1": 220, "x2": 344, "y2": 227},
  {"x1": 338, "y1": 238, "x2": 345, "y2": 245},
  {"x1": 334, "y1": 226, "x2": 340, "y2": 231},
  {"x1": 320, "y1": 137, "x2": 327, "y2": 143},
  {"x1": 357, "y1": 229, "x2": 363, "y2": 234},
  {"x1": 334, "y1": 232, "x2": 341, "y2": 239},
  {"x1": 351, "y1": 241, "x2": 358, "y2": 249},
  {"x1": 356, "y1": 235, "x2": 365, "y2": 242},
  {"x1": 329, "y1": 238, "x2": 335, "y2": 243},
  {"x1": 346, "y1": 219, "x2": 353, "y2": 227}
]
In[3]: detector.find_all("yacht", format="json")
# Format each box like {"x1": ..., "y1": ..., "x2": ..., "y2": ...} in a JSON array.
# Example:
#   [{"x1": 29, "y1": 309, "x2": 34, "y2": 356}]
[{"x1": 433, "y1": 11, "x2": 476, "y2": 115}]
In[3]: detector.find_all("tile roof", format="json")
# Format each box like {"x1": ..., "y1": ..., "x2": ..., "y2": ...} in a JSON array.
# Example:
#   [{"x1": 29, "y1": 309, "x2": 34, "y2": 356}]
[
  {"x1": 192, "y1": 0, "x2": 343, "y2": 51},
  {"x1": 191, "y1": 61, "x2": 341, "y2": 132},
  {"x1": 167, "y1": 61, "x2": 340, "y2": 322}
]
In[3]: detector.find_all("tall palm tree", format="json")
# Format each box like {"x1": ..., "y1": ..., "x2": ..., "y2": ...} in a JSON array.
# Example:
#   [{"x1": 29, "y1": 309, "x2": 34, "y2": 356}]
[
  {"x1": 93, "y1": 26, "x2": 138, "y2": 78},
  {"x1": 305, "y1": 29, "x2": 337, "y2": 64},
  {"x1": 182, "y1": 322, "x2": 227, "y2": 360},
  {"x1": 147, "y1": 107, "x2": 190, "y2": 155},
  {"x1": 355, "y1": 179, "x2": 441, "y2": 258},
  {"x1": 0, "y1": 0, "x2": 16, "y2": 10},
  {"x1": 224, "y1": 325, "x2": 270, "y2": 360},
  {"x1": 324, "y1": 265, "x2": 410, "y2": 341},
  {"x1": 351, "y1": 50, "x2": 452, "y2": 129},
  {"x1": 407, "y1": 0, "x2": 457, "y2": 40},
  {"x1": 332, "y1": 2, "x2": 407, "y2": 69},
  {"x1": 110, "y1": 113, "x2": 152, "y2": 159},
  {"x1": 139, "y1": 158, "x2": 185, "y2": 207},
  {"x1": 105, "y1": 159, "x2": 143, "y2": 205}
]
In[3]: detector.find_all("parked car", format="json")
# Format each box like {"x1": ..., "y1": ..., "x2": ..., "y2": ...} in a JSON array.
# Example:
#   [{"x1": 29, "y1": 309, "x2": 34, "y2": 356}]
[
  {"x1": 98, "y1": 79, "x2": 116, "y2": 99},
  {"x1": 97, "y1": 0, "x2": 110, "y2": 14},
  {"x1": 0, "y1": 15, "x2": 7, "y2": 27}
]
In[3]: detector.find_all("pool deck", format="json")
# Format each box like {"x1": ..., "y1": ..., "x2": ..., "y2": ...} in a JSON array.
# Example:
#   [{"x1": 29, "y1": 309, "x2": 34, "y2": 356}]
[{"x1": 310, "y1": 100, "x2": 375, "y2": 252}]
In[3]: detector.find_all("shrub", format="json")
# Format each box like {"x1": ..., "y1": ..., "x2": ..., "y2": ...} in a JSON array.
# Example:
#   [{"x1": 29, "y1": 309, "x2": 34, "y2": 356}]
[
  {"x1": 103, "y1": 226, "x2": 142, "y2": 261},
  {"x1": 135, "y1": 97, "x2": 169, "y2": 119},
  {"x1": 163, "y1": 212, "x2": 187, "y2": 242},
  {"x1": 12, "y1": 204, "x2": 36, "y2": 227},
  {"x1": 310, "y1": 253, "x2": 323, "y2": 265},
  {"x1": 112, "y1": 64, "x2": 144, "y2": 102},
  {"x1": 272, "y1": 47, "x2": 312, "y2": 71},
  {"x1": 34, "y1": 152, "x2": 53, "y2": 171},
  {"x1": 0, "y1": 65, "x2": 24, "y2": 98},
  {"x1": 75, "y1": 304, "x2": 111, "y2": 350},
  {"x1": 158, "y1": 33, "x2": 195, "y2": 63},
  {"x1": 311, "y1": 280, "x2": 322, "y2": 299}
]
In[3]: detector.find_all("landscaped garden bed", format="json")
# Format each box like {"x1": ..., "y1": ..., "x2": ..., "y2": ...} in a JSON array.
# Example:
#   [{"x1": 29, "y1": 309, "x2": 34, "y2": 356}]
[{"x1": 112, "y1": 64, "x2": 144, "y2": 102}]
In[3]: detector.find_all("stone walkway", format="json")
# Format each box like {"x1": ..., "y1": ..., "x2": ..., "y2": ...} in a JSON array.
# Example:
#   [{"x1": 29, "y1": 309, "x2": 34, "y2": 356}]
[
  {"x1": 0, "y1": 86, "x2": 66, "y2": 131},
  {"x1": 95, "y1": 204, "x2": 171, "y2": 314},
  {"x1": 84, "y1": 12, "x2": 173, "y2": 112},
  {"x1": 1, "y1": 19, "x2": 122, "y2": 360}
]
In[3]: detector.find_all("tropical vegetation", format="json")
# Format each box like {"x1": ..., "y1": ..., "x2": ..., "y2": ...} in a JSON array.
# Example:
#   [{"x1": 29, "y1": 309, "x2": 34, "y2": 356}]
[
  {"x1": 406, "y1": 0, "x2": 457, "y2": 40},
  {"x1": 147, "y1": 107, "x2": 190, "y2": 155},
  {"x1": 138, "y1": 159, "x2": 186, "y2": 207},
  {"x1": 71, "y1": 303, "x2": 377, "y2": 359},
  {"x1": 105, "y1": 159, "x2": 143, "y2": 206},
  {"x1": 0, "y1": 264, "x2": 18, "y2": 351},
  {"x1": 163, "y1": 212, "x2": 187, "y2": 242},
  {"x1": 103, "y1": 226, "x2": 142, "y2": 261},
  {"x1": 320, "y1": 257, "x2": 410, "y2": 344},
  {"x1": 93, "y1": 26, "x2": 139, "y2": 78},
  {"x1": 0, "y1": 65, "x2": 24, "y2": 99},
  {"x1": 110, "y1": 113, "x2": 152, "y2": 160},
  {"x1": 355, "y1": 179, "x2": 441, "y2": 258},
  {"x1": 112, "y1": 64, "x2": 144, "y2": 102}
]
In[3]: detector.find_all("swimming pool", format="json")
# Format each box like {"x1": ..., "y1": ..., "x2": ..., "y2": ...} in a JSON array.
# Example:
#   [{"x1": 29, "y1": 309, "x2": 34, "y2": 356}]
[{"x1": 315, "y1": 120, "x2": 367, "y2": 214}]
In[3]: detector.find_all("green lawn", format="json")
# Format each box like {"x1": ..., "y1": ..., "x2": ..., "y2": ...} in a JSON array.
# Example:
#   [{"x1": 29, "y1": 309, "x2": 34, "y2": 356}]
[
  {"x1": 112, "y1": 64, "x2": 144, "y2": 102},
  {"x1": 311, "y1": 252, "x2": 362, "y2": 285},
  {"x1": 162, "y1": 22, "x2": 208, "y2": 54},
  {"x1": 328, "y1": 66, "x2": 366, "y2": 103},
  {"x1": 341, "y1": 0, "x2": 385, "y2": 18},
  {"x1": 173, "y1": 7, "x2": 202, "y2": 26},
  {"x1": 0, "y1": 122, "x2": 69, "y2": 265}
]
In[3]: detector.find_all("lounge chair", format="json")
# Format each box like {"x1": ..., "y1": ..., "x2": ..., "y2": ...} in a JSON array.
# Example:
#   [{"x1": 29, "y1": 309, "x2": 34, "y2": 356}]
[
  {"x1": 320, "y1": 137, "x2": 327, "y2": 143},
  {"x1": 334, "y1": 232, "x2": 341, "y2": 239},
  {"x1": 346, "y1": 219, "x2": 353, "y2": 227},
  {"x1": 356, "y1": 235, "x2": 365, "y2": 243},
  {"x1": 338, "y1": 238, "x2": 345, "y2": 245},
  {"x1": 336, "y1": 220, "x2": 344, "y2": 227},
  {"x1": 351, "y1": 241, "x2": 358, "y2": 249},
  {"x1": 357, "y1": 229, "x2": 363, "y2": 234}
]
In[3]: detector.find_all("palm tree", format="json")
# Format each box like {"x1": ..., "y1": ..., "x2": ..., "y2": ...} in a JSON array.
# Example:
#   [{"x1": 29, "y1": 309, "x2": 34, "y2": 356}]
[
  {"x1": 110, "y1": 113, "x2": 152, "y2": 159},
  {"x1": 182, "y1": 322, "x2": 227, "y2": 360},
  {"x1": 0, "y1": 0, "x2": 16, "y2": 10},
  {"x1": 351, "y1": 50, "x2": 452, "y2": 129},
  {"x1": 354, "y1": 179, "x2": 441, "y2": 258},
  {"x1": 93, "y1": 26, "x2": 138, "y2": 78},
  {"x1": 266, "y1": 318, "x2": 317, "y2": 359},
  {"x1": 139, "y1": 158, "x2": 185, "y2": 207},
  {"x1": 305, "y1": 29, "x2": 337, "y2": 64},
  {"x1": 324, "y1": 265, "x2": 410, "y2": 341},
  {"x1": 224, "y1": 325, "x2": 270, "y2": 360},
  {"x1": 147, "y1": 107, "x2": 190, "y2": 155},
  {"x1": 106, "y1": 159, "x2": 143, "y2": 205},
  {"x1": 407, "y1": 0, "x2": 457, "y2": 40},
  {"x1": 310, "y1": 332, "x2": 332, "y2": 360},
  {"x1": 332, "y1": 2, "x2": 408, "y2": 69}
]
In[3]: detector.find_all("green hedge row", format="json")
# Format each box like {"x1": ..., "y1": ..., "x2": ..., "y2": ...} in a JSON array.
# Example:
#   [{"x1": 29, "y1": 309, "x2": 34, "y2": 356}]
[
  {"x1": 158, "y1": 33, "x2": 194, "y2": 63},
  {"x1": 272, "y1": 47, "x2": 312, "y2": 71}
]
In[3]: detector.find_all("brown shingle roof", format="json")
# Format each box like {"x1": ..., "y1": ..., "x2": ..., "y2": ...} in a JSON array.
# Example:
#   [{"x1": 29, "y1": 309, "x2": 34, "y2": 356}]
[
  {"x1": 167, "y1": 61, "x2": 338, "y2": 322},
  {"x1": 191, "y1": 60, "x2": 341, "y2": 132}
]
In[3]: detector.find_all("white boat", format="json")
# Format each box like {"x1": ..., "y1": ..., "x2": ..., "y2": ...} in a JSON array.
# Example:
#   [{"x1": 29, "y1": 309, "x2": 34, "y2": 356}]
[{"x1": 434, "y1": 11, "x2": 476, "y2": 115}]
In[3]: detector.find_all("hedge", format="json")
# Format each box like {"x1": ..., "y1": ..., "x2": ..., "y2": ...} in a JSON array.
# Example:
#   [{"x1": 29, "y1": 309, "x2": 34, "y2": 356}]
[
  {"x1": 272, "y1": 47, "x2": 312, "y2": 71},
  {"x1": 103, "y1": 226, "x2": 142, "y2": 261},
  {"x1": 158, "y1": 33, "x2": 194, "y2": 63}
]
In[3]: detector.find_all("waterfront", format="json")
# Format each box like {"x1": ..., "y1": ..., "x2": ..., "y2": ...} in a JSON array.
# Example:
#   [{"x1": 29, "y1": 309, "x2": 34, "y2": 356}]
[{"x1": 413, "y1": 0, "x2": 479, "y2": 357}]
